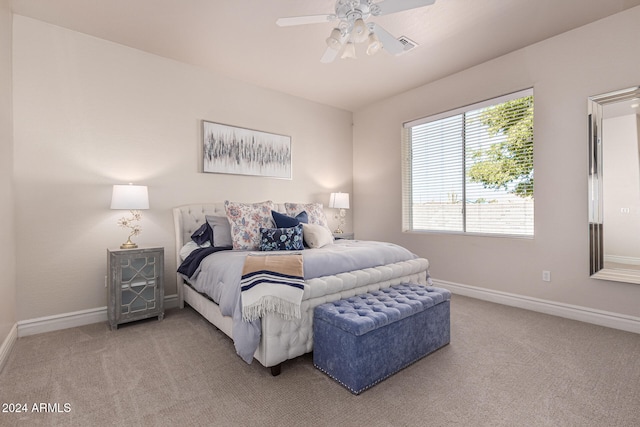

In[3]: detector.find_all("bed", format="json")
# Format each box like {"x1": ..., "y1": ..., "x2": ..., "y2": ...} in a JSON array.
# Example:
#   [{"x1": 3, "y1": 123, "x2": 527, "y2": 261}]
[{"x1": 173, "y1": 202, "x2": 430, "y2": 375}]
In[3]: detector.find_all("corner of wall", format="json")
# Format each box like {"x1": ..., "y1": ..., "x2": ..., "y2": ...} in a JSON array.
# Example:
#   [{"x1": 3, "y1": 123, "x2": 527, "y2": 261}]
[
  {"x1": 0, "y1": 0, "x2": 17, "y2": 370},
  {"x1": 0, "y1": 323, "x2": 17, "y2": 374}
]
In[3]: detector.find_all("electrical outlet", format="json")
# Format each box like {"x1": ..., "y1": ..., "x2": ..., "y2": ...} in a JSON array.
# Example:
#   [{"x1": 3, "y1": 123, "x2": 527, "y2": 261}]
[{"x1": 542, "y1": 270, "x2": 551, "y2": 282}]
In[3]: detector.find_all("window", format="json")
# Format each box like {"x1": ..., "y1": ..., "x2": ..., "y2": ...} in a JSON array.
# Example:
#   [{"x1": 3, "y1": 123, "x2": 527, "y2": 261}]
[{"x1": 402, "y1": 89, "x2": 534, "y2": 236}]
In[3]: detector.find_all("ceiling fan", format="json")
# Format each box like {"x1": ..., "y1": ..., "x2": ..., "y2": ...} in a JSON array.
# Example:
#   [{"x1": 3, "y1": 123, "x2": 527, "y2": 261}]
[{"x1": 276, "y1": 0, "x2": 436, "y2": 63}]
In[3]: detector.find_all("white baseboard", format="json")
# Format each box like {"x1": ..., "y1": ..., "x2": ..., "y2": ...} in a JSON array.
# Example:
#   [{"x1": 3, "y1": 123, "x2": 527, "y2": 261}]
[
  {"x1": 165, "y1": 293, "x2": 178, "y2": 309},
  {"x1": 17, "y1": 294, "x2": 179, "y2": 338},
  {"x1": 0, "y1": 323, "x2": 18, "y2": 374},
  {"x1": 18, "y1": 306, "x2": 108, "y2": 337},
  {"x1": 433, "y1": 279, "x2": 640, "y2": 334}
]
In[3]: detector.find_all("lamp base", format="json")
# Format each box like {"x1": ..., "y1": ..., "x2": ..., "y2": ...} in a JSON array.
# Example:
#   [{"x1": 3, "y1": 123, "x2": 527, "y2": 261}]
[
  {"x1": 120, "y1": 239, "x2": 138, "y2": 249},
  {"x1": 333, "y1": 211, "x2": 346, "y2": 234}
]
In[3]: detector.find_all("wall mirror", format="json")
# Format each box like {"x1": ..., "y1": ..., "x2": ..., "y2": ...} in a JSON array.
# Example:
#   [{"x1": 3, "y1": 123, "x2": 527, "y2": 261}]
[{"x1": 588, "y1": 86, "x2": 640, "y2": 284}]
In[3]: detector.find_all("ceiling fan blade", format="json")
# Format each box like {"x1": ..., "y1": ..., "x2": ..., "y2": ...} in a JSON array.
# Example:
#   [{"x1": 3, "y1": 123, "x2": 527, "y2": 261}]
[
  {"x1": 370, "y1": 24, "x2": 406, "y2": 55},
  {"x1": 320, "y1": 31, "x2": 349, "y2": 63},
  {"x1": 320, "y1": 46, "x2": 341, "y2": 63},
  {"x1": 276, "y1": 14, "x2": 335, "y2": 27},
  {"x1": 374, "y1": 0, "x2": 436, "y2": 16}
]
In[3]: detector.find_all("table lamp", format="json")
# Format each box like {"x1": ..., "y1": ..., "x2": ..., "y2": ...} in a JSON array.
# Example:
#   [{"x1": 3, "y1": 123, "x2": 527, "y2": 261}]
[
  {"x1": 110, "y1": 184, "x2": 149, "y2": 249},
  {"x1": 329, "y1": 192, "x2": 349, "y2": 234}
]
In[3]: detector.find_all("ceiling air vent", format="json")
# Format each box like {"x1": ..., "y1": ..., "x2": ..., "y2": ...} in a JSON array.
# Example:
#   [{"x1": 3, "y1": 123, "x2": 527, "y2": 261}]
[{"x1": 397, "y1": 36, "x2": 418, "y2": 52}]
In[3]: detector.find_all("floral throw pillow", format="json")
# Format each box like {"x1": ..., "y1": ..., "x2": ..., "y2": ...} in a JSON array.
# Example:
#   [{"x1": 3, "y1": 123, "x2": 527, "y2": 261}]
[
  {"x1": 284, "y1": 202, "x2": 329, "y2": 230},
  {"x1": 259, "y1": 224, "x2": 304, "y2": 251},
  {"x1": 224, "y1": 200, "x2": 275, "y2": 250}
]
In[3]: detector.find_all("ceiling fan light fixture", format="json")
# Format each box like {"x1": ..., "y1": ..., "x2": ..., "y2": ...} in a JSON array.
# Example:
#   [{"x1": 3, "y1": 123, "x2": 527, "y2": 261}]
[
  {"x1": 276, "y1": 0, "x2": 436, "y2": 63},
  {"x1": 352, "y1": 18, "x2": 369, "y2": 43},
  {"x1": 366, "y1": 32, "x2": 381, "y2": 56},
  {"x1": 341, "y1": 41, "x2": 357, "y2": 59},
  {"x1": 326, "y1": 28, "x2": 343, "y2": 50}
]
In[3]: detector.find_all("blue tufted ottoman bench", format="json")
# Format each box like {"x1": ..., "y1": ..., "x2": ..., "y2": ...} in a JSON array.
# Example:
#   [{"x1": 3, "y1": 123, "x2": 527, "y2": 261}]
[{"x1": 313, "y1": 283, "x2": 450, "y2": 394}]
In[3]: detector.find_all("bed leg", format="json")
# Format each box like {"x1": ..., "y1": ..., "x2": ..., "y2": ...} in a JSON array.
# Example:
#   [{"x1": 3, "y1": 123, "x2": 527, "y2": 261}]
[{"x1": 270, "y1": 364, "x2": 282, "y2": 377}]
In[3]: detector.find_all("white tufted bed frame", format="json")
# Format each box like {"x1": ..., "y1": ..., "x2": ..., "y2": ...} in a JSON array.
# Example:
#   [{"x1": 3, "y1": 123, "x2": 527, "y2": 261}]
[{"x1": 173, "y1": 203, "x2": 430, "y2": 375}]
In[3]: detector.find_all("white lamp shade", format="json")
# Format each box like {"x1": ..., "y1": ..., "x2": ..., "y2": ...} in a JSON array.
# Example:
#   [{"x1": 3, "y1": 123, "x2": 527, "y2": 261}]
[
  {"x1": 366, "y1": 32, "x2": 381, "y2": 56},
  {"x1": 110, "y1": 184, "x2": 149, "y2": 210},
  {"x1": 326, "y1": 28, "x2": 343, "y2": 50},
  {"x1": 352, "y1": 18, "x2": 368, "y2": 43},
  {"x1": 340, "y1": 42, "x2": 356, "y2": 59},
  {"x1": 329, "y1": 192, "x2": 350, "y2": 209}
]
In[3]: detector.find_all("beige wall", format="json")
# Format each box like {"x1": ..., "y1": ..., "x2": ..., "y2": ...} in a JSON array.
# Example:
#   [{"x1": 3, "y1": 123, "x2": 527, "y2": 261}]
[
  {"x1": 0, "y1": 0, "x2": 16, "y2": 346},
  {"x1": 353, "y1": 6, "x2": 640, "y2": 317},
  {"x1": 12, "y1": 16, "x2": 353, "y2": 320}
]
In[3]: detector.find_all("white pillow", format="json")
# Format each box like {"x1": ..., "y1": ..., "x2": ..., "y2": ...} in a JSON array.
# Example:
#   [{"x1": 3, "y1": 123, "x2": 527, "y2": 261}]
[
  {"x1": 302, "y1": 223, "x2": 334, "y2": 248},
  {"x1": 179, "y1": 240, "x2": 211, "y2": 261}
]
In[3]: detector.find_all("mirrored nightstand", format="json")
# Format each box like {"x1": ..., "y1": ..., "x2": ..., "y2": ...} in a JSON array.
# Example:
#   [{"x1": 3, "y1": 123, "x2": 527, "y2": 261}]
[
  {"x1": 107, "y1": 247, "x2": 164, "y2": 330},
  {"x1": 333, "y1": 232, "x2": 354, "y2": 240}
]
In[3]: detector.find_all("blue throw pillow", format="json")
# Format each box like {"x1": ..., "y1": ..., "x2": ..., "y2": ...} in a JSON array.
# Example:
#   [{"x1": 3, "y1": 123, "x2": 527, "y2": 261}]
[
  {"x1": 190, "y1": 222, "x2": 213, "y2": 245},
  {"x1": 272, "y1": 210, "x2": 308, "y2": 228},
  {"x1": 259, "y1": 224, "x2": 304, "y2": 251}
]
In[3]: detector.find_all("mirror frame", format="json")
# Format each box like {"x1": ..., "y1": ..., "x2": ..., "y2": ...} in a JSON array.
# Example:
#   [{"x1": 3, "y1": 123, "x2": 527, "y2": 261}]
[{"x1": 588, "y1": 86, "x2": 640, "y2": 284}]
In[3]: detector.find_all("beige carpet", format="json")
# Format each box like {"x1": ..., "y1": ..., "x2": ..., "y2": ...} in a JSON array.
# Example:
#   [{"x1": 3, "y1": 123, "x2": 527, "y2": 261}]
[{"x1": 1, "y1": 295, "x2": 639, "y2": 427}]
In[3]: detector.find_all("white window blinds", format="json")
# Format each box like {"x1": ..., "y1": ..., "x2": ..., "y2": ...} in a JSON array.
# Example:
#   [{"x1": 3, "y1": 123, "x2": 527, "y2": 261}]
[{"x1": 402, "y1": 89, "x2": 534, "y2": 236}]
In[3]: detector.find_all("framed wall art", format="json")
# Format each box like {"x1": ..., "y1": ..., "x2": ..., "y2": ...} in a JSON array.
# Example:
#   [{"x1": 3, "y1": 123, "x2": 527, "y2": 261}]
[{"x1": 202, "y1": 120, "x2": 292, "y2": 179}]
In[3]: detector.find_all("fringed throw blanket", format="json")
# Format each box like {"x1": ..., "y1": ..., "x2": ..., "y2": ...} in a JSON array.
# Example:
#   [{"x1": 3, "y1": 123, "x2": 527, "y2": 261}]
[{"x1": 240, "y1": 253, "x2": 304, "y2": 322}]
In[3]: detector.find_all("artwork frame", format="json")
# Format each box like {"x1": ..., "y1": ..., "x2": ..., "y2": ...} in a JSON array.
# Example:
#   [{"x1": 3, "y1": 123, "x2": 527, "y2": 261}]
[{"x1": 202, "y1": 120, "x2": 292, "y2": 179}]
